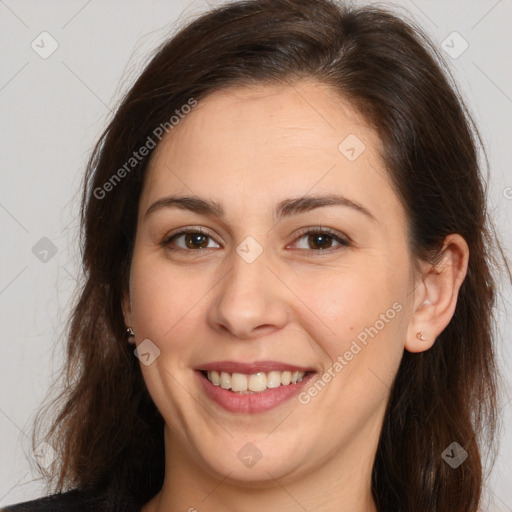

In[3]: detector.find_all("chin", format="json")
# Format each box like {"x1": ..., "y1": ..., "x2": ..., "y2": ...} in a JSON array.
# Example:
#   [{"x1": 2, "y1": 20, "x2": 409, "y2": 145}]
[{"x1": 194, "y1": 435, "x2": 310, "y2": 487}]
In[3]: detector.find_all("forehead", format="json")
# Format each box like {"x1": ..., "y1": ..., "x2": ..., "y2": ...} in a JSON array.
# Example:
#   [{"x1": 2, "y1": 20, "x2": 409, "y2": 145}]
[
  {"x1": 149, "y1": 79, "x2": 375, "y2": 168},
  {"x1": 141, "y1": 80, "x2": 400, "y2": 224}
]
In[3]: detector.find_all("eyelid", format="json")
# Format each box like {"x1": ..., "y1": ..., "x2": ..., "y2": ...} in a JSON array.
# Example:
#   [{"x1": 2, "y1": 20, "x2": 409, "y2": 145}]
[{"x1": 292, "y1": 226, "x2": 350, "y2": 243}]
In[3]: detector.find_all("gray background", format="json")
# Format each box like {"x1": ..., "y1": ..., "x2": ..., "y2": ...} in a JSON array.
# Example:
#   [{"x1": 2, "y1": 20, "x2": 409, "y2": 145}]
[{"x1": 1, "y1": 0, "x2": 511, "y2": 509}]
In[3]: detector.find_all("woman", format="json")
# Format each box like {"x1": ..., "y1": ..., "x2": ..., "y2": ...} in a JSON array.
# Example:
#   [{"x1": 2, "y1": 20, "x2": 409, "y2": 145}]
[{"x1": 2, "y1": 0, "x2": 504, "y2": 510}]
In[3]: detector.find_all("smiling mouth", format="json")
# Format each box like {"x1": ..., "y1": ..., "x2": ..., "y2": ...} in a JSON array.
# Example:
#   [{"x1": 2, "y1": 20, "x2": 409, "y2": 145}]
[{"x1": 200, "y1": 370, "x2": 314, "y2": 393}]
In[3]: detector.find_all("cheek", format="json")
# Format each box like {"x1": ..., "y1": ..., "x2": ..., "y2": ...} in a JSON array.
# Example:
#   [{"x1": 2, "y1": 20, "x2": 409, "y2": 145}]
[
  {"x1": 128, "y1": 252, "x2": 208, "y2": 348},
  {"x1": 297, "y1": 263, "x2": 407, "y2": 392},
  {"x1": 296, "y1": 265, "x2": 396, "y2": 341}
]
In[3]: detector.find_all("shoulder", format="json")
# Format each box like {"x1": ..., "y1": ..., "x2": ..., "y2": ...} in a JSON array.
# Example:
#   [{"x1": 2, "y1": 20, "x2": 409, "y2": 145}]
[
  {"x1": 1, "y1": 488, "x2": 139, "y2": 512},
  {"x1": 1, "y1": 489, "x2": 99, "y2": 511}
]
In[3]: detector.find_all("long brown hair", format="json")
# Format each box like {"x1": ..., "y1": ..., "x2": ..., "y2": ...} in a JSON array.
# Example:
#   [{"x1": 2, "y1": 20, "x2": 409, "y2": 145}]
[{"x1": 33, "y1": 0, "x2": 503, "y2": 509}]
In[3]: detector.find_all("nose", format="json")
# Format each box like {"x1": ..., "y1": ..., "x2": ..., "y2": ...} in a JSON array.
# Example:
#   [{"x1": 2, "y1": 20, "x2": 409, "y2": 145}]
[{"x1": 208, "y1": 249, "x2": 289, "y2": 340}]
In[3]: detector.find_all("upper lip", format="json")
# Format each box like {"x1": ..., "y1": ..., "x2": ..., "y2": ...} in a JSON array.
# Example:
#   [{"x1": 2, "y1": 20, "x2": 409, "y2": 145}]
[{"x1": 196, "y1": 360, "x2": 316, "y2": 374}]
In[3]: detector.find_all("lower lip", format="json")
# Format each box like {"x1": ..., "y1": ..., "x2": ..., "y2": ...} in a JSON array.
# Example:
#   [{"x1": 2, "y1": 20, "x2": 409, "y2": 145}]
[{"x1": 196, "y1": 371, "x2": 316, "y2": 414}]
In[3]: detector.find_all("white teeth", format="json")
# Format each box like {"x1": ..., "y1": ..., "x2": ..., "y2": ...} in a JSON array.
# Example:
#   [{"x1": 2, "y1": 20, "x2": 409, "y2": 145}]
[
  {"x1": 205, "y1": 369, "x2": 307, "y2": 392},
  {"x1": 210, "y1": 370, "x2": 220, "y2": 386},
  {"x1": 220, "y1": 371, "x2": 231, "y2": 389},
  {"x1": 267, "y1": 371, "x2": 282, "y2": 388},
  {"x1": 248, "y1": 372, "x2": 267, "y2": 392},
  {"x1": 231, "y1": 373, "x2": 248, "y2": 392},
  {"x1": 281, "y1": 371, "x2": 291, "y2": 385}
]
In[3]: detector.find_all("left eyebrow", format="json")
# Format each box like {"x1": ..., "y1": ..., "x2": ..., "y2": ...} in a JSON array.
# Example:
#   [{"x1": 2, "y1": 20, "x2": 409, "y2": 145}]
[
  {"x1": 144, "y1": 193, "x2": 376, "y2": 223},
  {"x1": 275, "y1": 194, "x2": 376, "y2": 223}
]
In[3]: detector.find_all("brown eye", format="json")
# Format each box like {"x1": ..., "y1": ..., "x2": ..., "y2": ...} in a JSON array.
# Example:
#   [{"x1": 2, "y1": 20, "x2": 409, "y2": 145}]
[
  {"x1": 183, "y1": 233, "x2": 209, "y2": 249},
  {"x1": 307, "y1": 233, "x2": 335, "y2": 250},
  {"x1": 163, "y1": 229, "x2": 220, "y2": 250},
  {"x1": 293, "y1": 229, "x2": 350, "y2": 252}
]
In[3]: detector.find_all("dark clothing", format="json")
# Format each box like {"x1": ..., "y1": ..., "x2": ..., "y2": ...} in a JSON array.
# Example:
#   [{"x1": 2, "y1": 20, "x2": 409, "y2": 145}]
[{"x1": 1, "y1": 488, "x2": 140, "y2": 512}]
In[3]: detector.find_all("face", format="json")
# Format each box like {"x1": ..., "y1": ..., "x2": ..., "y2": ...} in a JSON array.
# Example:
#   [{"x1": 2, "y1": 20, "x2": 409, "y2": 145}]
[{"x1": 124, "y1": 80, "x2": 416, "y2": 488}]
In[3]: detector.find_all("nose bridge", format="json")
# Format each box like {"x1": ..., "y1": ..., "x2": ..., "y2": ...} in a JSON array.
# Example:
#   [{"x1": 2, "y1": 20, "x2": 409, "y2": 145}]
[{"x1": 208, "y1": 241, "x2": 289, "y2": 338}]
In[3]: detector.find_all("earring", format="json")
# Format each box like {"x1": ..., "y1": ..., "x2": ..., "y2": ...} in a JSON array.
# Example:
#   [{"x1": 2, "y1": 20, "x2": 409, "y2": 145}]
[
  {"x1": 416, "y1": 330, "x2": 426, "y2": 341},
  {"x1": 126, "y1": 327, "x2": 135, "y2": 344}
]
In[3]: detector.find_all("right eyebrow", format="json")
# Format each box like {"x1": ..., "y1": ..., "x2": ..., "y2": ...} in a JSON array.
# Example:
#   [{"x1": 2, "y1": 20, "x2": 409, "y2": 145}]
[{"x1": 145, "y1": 195, "x2": 224, "y2": 219}]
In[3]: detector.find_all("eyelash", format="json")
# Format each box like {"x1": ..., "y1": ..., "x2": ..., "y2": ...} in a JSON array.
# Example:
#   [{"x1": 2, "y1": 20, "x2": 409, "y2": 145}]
[{"x1": 161, "y1": 226, "x2": 350, "y2": 255}]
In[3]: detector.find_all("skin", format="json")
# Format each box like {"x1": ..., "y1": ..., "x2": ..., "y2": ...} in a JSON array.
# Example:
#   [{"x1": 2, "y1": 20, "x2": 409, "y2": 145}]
[{"x1": 123, "y1": 79, "x2": 469, "y2": 512}]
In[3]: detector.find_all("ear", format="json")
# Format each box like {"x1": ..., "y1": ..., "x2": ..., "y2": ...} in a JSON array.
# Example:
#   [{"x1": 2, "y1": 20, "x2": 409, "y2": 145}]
[
  {"x1": 122, "y1": 287, "x2": 133, "y2": 329},
  {"x1": 405, "y1": 234, "x2": 469, "y2": 353}
]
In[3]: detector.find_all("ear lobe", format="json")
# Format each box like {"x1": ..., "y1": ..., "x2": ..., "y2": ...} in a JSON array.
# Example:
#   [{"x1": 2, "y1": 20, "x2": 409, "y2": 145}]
[{"x1": 405, "y1": 234, "x2": 469, "y2": 353}]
